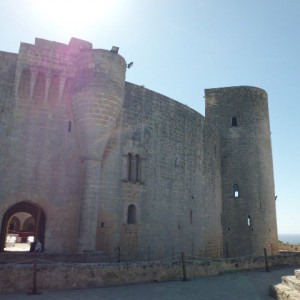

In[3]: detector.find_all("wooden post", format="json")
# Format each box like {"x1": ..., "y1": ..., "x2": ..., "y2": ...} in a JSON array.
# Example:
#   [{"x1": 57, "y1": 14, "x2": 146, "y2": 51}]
[
  {"x1": 172, "y1": 245, "x2": 175, "y2": 262},
  {"x1": 34, "y1": 207, "x2": 41, "y2": 241},
  {"x1": 181, "y1": 252, "x2": 187, "y2": 281},
  {"x1": 31, "y1": 259, "x2": 38, "y2": 295},
  {"x1": 117, "y1": 246, "x2": 121, "y2": 263},
  {"x1": 225, "y1": 241, "x2": 229, "y2": 258},
  {"x1": 264, "y1": 248, "x2": 269, "y2": 272}
]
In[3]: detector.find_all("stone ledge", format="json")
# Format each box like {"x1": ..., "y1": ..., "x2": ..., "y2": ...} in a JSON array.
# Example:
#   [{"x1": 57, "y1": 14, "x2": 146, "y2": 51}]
[
  {"x1": 282, "y1": 275, "x2": 300, "y2": 293},
  {"x1": 295, "y1": 269, "x2": 300, "y2": 279},
  {"x1": 272, "y1": 283, "x2": 300, "y2": 300}
]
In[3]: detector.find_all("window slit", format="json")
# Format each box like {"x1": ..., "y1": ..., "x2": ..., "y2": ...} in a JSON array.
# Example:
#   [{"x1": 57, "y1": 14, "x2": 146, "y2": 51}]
[
  {"x1": 127, "y1": 204, "x2": 136, "y2": 224},
  {"x1": 247, "y1": 215, "x2": 251, "y2": 227},
  {"x1": 233, "y1": 184, "x2": 239, "y2": 198},
  {"x1": 232, "y1": 117, "x2": 237, "y2": 126}
]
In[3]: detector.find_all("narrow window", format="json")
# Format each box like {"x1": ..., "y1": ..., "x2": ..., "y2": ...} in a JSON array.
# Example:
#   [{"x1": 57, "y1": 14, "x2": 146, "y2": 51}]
[
  {"x1": 190, "y1": 209, "x2": 193, "y2": 225},
  {"x1": 232, "y1": 117, "x2": 237, "y2": 126},
  {"x1": 233, "y1": 184, "x2": 239, "y2": 198},
  {"x1": 247, "y1": 215, "x2": 251, "y2": 227},
  {"x1": 128, "y1": 153, "x2": 132, "y2": 181},
  {"x1": 68, "y1": 121, "x2": 72, "y2": 132},
  {"x1": 135, "y1": 154, "x2": 140, "y2": 181},
  {"x1": 127, "y1": 204, "x2": 136, "y2": 224}
]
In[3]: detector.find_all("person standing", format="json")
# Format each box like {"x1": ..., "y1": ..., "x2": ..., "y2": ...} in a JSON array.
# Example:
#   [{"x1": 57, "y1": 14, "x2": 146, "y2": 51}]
[{"x1": 34, "y1": 239, "x2": 42, "y2": 252}]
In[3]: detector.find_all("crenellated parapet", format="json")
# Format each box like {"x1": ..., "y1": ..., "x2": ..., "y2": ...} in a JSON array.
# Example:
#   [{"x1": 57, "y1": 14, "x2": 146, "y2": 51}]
[{"x1": 15, "y1": 38, "x2": 92, "y2": 104}]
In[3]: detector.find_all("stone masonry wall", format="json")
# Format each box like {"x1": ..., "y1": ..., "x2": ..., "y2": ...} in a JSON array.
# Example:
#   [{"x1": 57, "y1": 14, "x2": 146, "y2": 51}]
[
  {"x1": 1, "y1": 253, "x2": 300, "y2": 294},
  {"x1": 103, "y1": 83, "x2": 224, "y2": 261},
  {"x1": 0, "y1": 51, "x2": 17, "y2": 183},
  {"x1": 0, "y1": 38, "x2": 278, "y2": 264},
  {"x1": 0, "y1": 39, "x2": 85, "y2": 252},
  {"x1": 205, "y1": 87, "x2": 278, "y2": 258}
]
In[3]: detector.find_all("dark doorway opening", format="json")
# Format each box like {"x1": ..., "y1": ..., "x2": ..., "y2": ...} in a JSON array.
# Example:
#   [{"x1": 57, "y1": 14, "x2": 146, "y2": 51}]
[{"x1": 0, "y1": 201, "x2": 45, "y2": 252}]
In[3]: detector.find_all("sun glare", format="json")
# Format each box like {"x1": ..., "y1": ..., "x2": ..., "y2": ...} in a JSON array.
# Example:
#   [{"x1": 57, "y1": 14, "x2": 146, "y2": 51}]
[{"x1": 31, "y1": 0, "x2": 116, "y2": 34}]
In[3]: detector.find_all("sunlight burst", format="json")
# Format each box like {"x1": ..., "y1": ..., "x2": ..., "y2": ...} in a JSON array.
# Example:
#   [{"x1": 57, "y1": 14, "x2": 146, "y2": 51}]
[{"x1": 31, "y1": 0, "x2": 116, "y2": 34}]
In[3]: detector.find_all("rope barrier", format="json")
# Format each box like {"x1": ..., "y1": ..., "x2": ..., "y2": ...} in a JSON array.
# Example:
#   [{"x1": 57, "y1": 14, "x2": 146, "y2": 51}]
[
  {"x1": 0, "y1": 248, "x2": 281, "y2": 295},
  {"x1": 131, "y1": 254, "x2": 181, "y2": 265},
  {"x1": 2, "y1": 258, "x2": 37, "y2": 265},
  {"x1": 187, "y1": 250, "x2": 262, "y2": 262},
  {"x1": 1, "y1": 248, "x2": 266, "y2": 267}
]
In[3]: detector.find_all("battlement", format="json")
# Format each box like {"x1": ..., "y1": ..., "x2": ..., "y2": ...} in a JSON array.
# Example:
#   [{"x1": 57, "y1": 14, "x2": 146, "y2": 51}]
[
  {"x1": 14, "y1": 38, "x2": 101, "y2": 105},
  {"x1": 14, "y1": 38, "x2": 126, "y2": 105},
  {"x1": 20, "y1": 37, "x2": 92, "y2": 53},
  {"x1": 17, "y1": 38, "x2": 92, "y2": 77}
]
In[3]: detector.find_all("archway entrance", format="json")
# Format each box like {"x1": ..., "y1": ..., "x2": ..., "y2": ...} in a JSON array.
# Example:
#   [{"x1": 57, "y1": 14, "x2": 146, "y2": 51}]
[{"x1": 0, "y1": 201, "x2": 45, "y2": 252}]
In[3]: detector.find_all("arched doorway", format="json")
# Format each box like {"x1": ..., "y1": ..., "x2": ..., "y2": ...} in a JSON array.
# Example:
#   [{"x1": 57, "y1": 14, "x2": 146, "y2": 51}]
[{"x1": 0, "y1": 201, "x2": 45, "y2": 252}]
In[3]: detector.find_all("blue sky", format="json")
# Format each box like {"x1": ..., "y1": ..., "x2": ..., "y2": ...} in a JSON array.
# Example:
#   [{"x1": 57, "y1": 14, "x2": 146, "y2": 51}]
[{"x1": 0, "y1": 0, "x2": 299, "y2": 234}]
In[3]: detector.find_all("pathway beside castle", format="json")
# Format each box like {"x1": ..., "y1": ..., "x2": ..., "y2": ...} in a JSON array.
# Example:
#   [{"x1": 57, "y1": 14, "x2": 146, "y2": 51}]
[{"x1": 1, "y1": 266, "x2": 299, "y2": 299}]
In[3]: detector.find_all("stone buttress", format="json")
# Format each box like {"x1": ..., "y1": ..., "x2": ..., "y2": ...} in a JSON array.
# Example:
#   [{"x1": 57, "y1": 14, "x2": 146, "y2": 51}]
[{"x1": 72, "y1": 48, "x2": 126, "y2": 252}]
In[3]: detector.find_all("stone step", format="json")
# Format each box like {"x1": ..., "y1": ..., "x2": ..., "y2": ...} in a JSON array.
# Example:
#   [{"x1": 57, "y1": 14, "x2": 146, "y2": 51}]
[
  {"x1": 272, "y1": 283, "x2": 300, "y2": 300},
  {"x1": 295, "y1": 269, "x2": 300, "y2": 280},
  {"x1": 282, "y1": 275, "x2": 300, "y2": 293}
]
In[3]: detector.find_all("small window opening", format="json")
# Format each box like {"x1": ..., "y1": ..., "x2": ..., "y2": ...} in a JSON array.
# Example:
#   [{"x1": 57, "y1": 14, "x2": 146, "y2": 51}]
[
  {"x1": 68, "y1": 121, "x2": 72, "y2": 132},
  {"x1": 127, "y1": 153, "x2": 141, "y2": 182},
  {"x1": 233, "y1": 184, "x2": 239, "y2": 198},
  {"x1": 232, "y1": 117, "x2": 237, "y2": 126},
  {"x1": 135, "y1": 154, "x2": 140, "y2": 181},
  {"x1": 247, "y1": 215, "x2": 251, "y2": 227},
  {"x1": 227, "y1": 227, "x2": 230, "y2": 231},
  {"x1": 127, "y1": 204, "x2": 136, "y2": 224},
  {"x1": 190, "y1": 209, "x2": 193, "y2": 225},
  {"x1": 100, "y1": 222, "x2": 104, "y2": 228},
  {"x1": 128, "y1": 153, "x2": 132, "y2": 181}
]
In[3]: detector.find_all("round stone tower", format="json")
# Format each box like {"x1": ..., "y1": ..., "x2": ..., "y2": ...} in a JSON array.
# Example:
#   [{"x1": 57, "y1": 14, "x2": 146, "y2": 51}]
[
  {"x1": 72, "y1": 48, "x2": 126, "y2": 252},
  {"x1": 205, "y1": 86, "x2": 278, "y2": 258}
]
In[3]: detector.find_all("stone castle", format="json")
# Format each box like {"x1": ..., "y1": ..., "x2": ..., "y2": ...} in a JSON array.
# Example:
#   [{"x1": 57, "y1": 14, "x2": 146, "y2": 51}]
[{"x1": 0, "y1": 38, "x2": 278, "y2": 260}]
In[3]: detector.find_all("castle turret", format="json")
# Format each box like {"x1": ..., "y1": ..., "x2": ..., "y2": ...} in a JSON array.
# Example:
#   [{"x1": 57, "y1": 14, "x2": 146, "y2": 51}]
[
  {"x1": 72, "y1": 47, "x2": 126, "y2": 252},
  {"x1": 205, "y1": 86, "x2": 278, "y2": 257}
]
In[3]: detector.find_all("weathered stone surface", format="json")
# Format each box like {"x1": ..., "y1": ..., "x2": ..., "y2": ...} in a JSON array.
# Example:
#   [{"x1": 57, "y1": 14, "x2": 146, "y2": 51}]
[
  {"x1": 272, "y1": 269, "x2": 300, "y2": 299},
  {"x1": 0, "y1": 38, "x2": 278, "y2": 262},
  {"x1": 1, "y1": 253, "x2": 300, "y2": 294}
]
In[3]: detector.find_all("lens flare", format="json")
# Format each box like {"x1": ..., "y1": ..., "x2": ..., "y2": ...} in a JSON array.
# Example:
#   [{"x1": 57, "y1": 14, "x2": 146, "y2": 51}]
[{"x1": 30, "y1": 0, "x2": 116, "y2": 34}]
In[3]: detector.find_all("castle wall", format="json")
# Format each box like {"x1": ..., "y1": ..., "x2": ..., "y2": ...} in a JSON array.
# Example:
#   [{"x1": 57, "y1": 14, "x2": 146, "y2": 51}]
[
  {"x1": 72, "y1": 48, "x2": 126, "y2": 252},
  {"x1": 0, "y1": 51, "x2": 16, "y2": 178},
  {"x1": 0, "y1": 38, "x2": 278, "y2": 261},
  {"x1": 99, "y1": 83, "x2": 224, "y2": 260},
  {"x1": 205, "y1": 86, "x2": 278, "y2": 257},
  {"x1": 0, "y1": 40, "x2": 87, "y2": 252}
]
